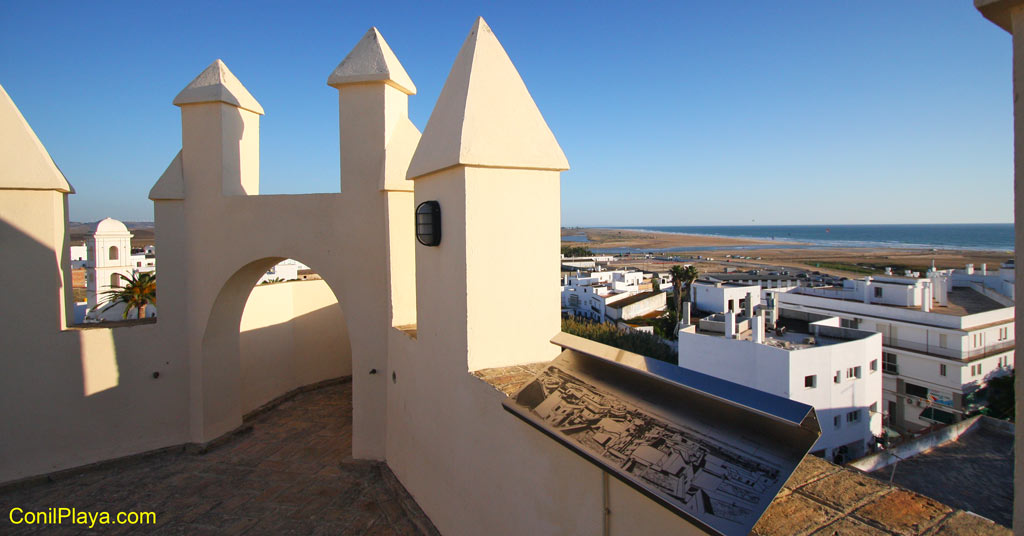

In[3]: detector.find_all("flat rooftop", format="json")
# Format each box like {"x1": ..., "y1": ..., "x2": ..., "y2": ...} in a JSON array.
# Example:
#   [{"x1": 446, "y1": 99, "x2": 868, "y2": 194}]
[
  {"x1": 868, "y1": 418, "x2": 1014, "y2": 528},
  {"x1": 473, "y1": 364, "x2": 1010, "y2": 534},
  {"x1": 605, "y1": 290, "x2": 663, "y2": 309},
  {"x1": 794, "y1": 286, "x2": 1008, "y2": 317}
]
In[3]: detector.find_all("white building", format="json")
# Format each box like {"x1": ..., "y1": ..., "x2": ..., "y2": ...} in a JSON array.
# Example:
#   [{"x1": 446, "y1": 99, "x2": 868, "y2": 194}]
[
  {"x1": 69, "y1": 245, "x2": 88, "y2": 268},
  {"x1": 606, "y1": 290, "x2": 667, "y2": 322},
  {"x1": 692, "y1": 280, "x2": 762, "y2": 316},
  {"x1": 679, "y1": 282, "x2": 883, "y2": 462},
  {"x1": 702, "y1": 270, "x2": 805, "y2": 290},
  {"x1": 561, "y1": 269, "x2": 654, "y2": 321},
  {"x1": 84, "y1": 218, "x2": 135, "y2": 310},
  {"x1": 771, "y1": 272, "x2": 1014, "y2": 432},
  {"x1": 256, "y1": 258, "x2": 310, "y2": 285}
]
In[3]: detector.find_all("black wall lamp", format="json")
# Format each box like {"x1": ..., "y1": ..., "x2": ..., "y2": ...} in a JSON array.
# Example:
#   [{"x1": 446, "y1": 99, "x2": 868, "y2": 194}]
[{"x1": 416, "y1": 201, "x2": 441, "y2": 246}]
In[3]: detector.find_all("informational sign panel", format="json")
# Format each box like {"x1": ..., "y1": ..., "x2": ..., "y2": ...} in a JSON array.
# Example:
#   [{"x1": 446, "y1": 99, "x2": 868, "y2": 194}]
[{"x1": 503, "y1": 337, "x2": 820, "y2": 536}]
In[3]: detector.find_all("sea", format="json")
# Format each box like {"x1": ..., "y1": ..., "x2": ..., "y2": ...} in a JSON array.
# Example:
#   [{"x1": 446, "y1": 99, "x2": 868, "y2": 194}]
[{"x1": 563, "y1": 224, "x2": 1014, "y2": 253}]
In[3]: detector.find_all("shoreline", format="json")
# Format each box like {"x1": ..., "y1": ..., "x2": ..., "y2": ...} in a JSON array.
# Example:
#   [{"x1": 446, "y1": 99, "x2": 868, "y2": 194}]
[
  {"x1": 563, "y1": 226, "x2": 1012, "y2": 254},
  {"x1": 561, "y1": 227, "x2": 1013, "y2": 278}
]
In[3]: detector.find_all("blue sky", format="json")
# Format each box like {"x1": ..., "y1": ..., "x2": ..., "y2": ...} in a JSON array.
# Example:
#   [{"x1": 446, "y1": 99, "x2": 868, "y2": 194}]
[{"x1": 0, "y1": 1, "x2": 1013, "y2": 225}]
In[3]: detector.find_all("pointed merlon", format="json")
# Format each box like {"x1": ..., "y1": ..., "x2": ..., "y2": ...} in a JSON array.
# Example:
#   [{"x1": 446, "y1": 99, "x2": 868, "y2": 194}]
[
  {"x1": 406, "y1": 17, "x2": 568, "y2": 180},
  {"x1": 328, "y1": 28, "x2": 417, "y2": 95},
  {"x1": 149, "y1": 150, "x2": 184, "y2": 200},
  {"x1": 173, "y1": 59, "x2": 264, "y2": 115},
  {"x1": 0, "y1": 84, "x2": 74, "y2": 193}
]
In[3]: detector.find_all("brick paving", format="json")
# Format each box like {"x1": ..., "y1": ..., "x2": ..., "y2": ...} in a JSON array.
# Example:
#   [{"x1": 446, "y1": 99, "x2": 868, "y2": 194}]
[{"x1": 0, "y1": 380, "x2": 438, "y2": 535}]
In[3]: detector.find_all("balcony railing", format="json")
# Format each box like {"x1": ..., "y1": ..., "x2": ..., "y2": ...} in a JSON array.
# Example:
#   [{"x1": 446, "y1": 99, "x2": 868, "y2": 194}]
[{"x1": 882, "y1": 337, "x2": 1015, "y2": 360}]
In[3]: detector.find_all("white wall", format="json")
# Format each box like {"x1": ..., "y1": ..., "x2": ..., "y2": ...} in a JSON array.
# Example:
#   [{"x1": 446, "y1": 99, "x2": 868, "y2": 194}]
[
  {"x1": 693, "y1": 282, "x2": 761, "y2": 315},
  {"x1": 239, "y1": 279, "x2": 351, "y2": 413},
  {"x1": 677, "y1": 329, "x2": 882, "y2": 457}
]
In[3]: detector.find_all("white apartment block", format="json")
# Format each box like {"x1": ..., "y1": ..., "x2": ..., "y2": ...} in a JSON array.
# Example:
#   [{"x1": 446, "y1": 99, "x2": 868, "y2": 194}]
[
  {"x1": 680, "y1": 282, "x2": 882, "y2": 462},
  {"x1": 770, "y1": 271, "x2": 1014, "y2": 433},
  {"x1": 561, "y1": 269, "x2": 654, "y2": 321}
]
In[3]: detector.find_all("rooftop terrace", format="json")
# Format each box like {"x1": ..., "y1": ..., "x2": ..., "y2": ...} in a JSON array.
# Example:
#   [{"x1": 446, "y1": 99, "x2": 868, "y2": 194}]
[
  {"x1": 791, "y1": 286, "x2": 1008, "y2": 317},
  {"x1": 0, "y1": 381, "x2": 438, "y2": 535}
]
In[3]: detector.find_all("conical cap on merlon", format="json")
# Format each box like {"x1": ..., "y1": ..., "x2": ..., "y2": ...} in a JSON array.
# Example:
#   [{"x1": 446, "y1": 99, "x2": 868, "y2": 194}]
[
  {"x1": 407, "y1": 17, "x2": 568, "y2": 180},
  {"x1": 173, "y1": 59, "x2": 264, "y2": 115},
  {"x1": 0, "y1": 84, "x2": 74, "y2": 192},
  {"x1": 328, "y1": 28, "x2": 417, "y2": 95}
]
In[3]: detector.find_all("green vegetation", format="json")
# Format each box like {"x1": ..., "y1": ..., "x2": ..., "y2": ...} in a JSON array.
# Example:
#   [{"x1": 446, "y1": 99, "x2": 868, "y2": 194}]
[
  {"x1": 807, "y1": 261, "x2": 934, "y2": 276},
  {"x1": 623, "y1": 312, "x2": 678, "y2": 341},
  {"x1": 669, "y1": 264, "x2": 699, "y2": 314},
  {"x1": 561, "y1": 317, "x2": 676, "y2": 364},
  {"x1": 100, "y1": 272, "x2": 156, "y2": 319},
  {"x1": 807, "y1": 261, "x2": 877, "y2": 275},
  {"x1": 561, "y1": 245, "x2": 594, "y2": 257},
  {"x1": 978, "y1": 372, "x2": 1014, "y2": 421}
]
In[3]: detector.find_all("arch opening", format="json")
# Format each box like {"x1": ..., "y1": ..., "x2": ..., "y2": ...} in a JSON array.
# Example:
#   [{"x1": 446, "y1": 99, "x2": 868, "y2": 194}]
[
  {"x1": 108, "y1": 246, "x2": 118, "y2": 261},
  {"x1": 200, "y1": 257, "x2": 353, "y2": 450}
]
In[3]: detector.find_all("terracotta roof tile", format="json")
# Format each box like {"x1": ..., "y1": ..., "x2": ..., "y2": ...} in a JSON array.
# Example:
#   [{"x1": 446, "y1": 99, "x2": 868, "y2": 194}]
[{"x1": 853, "y1": 489, "x2": 952, "y2": 535}]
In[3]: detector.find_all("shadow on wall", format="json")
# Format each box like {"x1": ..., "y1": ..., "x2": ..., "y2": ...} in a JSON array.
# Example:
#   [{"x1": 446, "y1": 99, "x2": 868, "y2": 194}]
[
  {"x1": 0, "y1": 218, "x2": 190, "y2": 484},
  {"x1": 239, "y1": 279, "x2": 352, "y2": 413}
]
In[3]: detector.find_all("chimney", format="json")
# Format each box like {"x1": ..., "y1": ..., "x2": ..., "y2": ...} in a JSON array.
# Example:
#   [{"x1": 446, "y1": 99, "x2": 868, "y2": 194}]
[
  {"x1": 752, "y1": 311, "x2": 765, "y2": 344},
  {"x1": 744, "y1": 292, "x2": 753, "y2": 318},
  {"x1": 966, "y1": 263, "x2": 974, "y2": 275},
  {"x1": 863, "y1": 277, "x2": 872, "y2": 304},
  {"x1": 982, "y1": 264, "x2": 988, "y2": 275},
  {"x1": 921, "y1": 281, "x2": 931, "y2": 312},
  {"x1": 681, "y1": 302, "x2": 691, "y2": 326},
  {"x1": 938, "y1": 274, "x2": 949, "y2": 306},
  {"x1": 724, "y1": 311, "x2": 736, "y2": 339}
]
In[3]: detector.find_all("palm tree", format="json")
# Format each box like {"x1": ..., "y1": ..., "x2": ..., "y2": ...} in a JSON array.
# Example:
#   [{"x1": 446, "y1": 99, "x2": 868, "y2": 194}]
[
  {"x1": 682, "y1": 265, "x2": 699, "y2": 302},
  {"x1": 100, "y1": 272, "x2": 156, "y2": 319},
  {"x1": 669, "y1": 265, "x2": 700, "y2": 317}
]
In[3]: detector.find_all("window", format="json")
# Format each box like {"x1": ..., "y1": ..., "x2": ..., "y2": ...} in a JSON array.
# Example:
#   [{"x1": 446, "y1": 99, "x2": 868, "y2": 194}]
[
  {"x1": 108, "y1": 246, "x2": 118, "y2": 261},
  {"x1": 804, "y1": 375, "x2": 817, "y2": 389},
  {"x1": 854, "y1": 366, "x2": 862, "y2": 379},
  {"x1": 882, "y1": 352, "x2": 898, "y2": 374},
  {"x1": 920, "y1": 407, "x2": 955, "y2": 425},
  {"x1": 137, "y1": 261, "x2": 142, "y2": 267},
  {"x1": 973, "y1": 333, "x2": 983, "y2": 348},
  {"x1": 833, "y1": 371, "x2": 841, "y2": 384},
  {"x1": 870, "y1": 359, "x2": 878, "y2": 372},
  {"x1": 998, "y1": 327, "x2": 1008, "y2": 341},
  {"x1": 833, "y1": 415, "x2": 841, "y2": 429},
  {"x1": 846, "y1": 367, "x2": 862, "y2": 379},
  {"x1": 874, "y1": 287, "x2": 883, "y2": 298},
  {"x1": 939, "y1": 334, "x2": 948, "y2": 349},
  {"x1": 971, "y1": 364, "x2": 982, "y2": 377},
  {"x1": 905, "y1": 382, "x2": 929, "y2": 399},
  {"x1": 939, "y1": 364, "x2": 947, "y2": 377},
  {"x1": 846, "y1": 410, "x2": 861, "y2": 423},
  {"x1": 109, "y1": 273, "x2": 121, "y2": 289}
]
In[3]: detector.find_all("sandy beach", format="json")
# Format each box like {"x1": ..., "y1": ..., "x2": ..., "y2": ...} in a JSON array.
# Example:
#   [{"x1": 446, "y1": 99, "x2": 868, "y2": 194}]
[{"x1": 562, "y1": 227, "x2": 1013, "y2": 278}]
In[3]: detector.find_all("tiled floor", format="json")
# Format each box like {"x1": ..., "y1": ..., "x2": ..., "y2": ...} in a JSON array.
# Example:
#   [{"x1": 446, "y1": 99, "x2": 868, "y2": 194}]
[{"x1": 0, "y1": 381, "x2": 438, "y2": 535}]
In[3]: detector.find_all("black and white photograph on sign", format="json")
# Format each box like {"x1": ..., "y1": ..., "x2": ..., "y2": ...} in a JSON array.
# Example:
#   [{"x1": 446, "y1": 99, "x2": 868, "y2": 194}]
[{"x1": 509, "y1": 363, "x2": 791, "y2": 536}]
